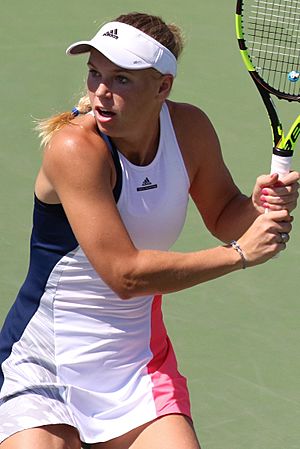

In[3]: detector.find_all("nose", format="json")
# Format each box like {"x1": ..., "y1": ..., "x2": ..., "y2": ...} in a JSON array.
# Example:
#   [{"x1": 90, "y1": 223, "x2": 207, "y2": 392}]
[{"x1": 95, "y1": 81, "x2": 112, "y2": 99}]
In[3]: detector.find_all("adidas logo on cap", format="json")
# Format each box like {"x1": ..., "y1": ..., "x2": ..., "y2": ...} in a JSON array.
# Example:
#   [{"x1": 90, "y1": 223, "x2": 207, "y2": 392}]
[{"x1": 103, "y1": 29, "x2": 119, "y2": 39}]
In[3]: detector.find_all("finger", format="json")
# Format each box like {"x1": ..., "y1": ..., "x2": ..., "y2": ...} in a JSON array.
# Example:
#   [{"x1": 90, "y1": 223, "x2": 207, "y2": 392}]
[
  {"x1": 262, "y1": 184, "x2": 299, "y2": 197},
  {"x1": 273, "y1": 227, "x2": 292, "y2": 240},
  {"x1": 257, "y1": 173, "x2": 279, "y2": 189},
  {"x1": 278, "y1": 242, "x2": 287, "y2": 252},
  {"x1": 261, "y1": 199, "x2": 298, "y2": 212},
  {"x1": 264, "y1": 209, "x2": 291, "y2": 221},
  {"x1": 261, "y1": 193, "x2": 299, "y2": 206},
  {"x1": 277, "y1": 171, "x2": 300, "y2": 185},
  {"x1": 276, "y1": 232, "x2": 290, "y2": 244}
]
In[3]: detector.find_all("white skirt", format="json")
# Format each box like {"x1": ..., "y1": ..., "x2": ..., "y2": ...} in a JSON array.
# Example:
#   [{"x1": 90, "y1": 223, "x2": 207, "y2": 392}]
[{"x1": 0, "y1": 281, "x2": 191, "y2": 444}]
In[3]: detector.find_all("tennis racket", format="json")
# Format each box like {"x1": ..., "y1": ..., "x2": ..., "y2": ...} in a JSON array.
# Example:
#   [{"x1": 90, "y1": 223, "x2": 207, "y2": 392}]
[{"x1": 236, "y1": 0, "x2": 300, "y2": 179}]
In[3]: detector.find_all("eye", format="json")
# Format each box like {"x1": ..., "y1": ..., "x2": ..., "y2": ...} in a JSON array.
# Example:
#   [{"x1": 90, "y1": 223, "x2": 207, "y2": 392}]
[
  {"x1": 88, "y1": 68, "x2": 101, "y2": 78},
  {"x1": 116, "y1": 75, "x2": 129, "y2": 85}
]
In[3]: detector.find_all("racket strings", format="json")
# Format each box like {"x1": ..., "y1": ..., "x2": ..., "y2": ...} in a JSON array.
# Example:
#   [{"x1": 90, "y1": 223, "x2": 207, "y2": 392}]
[{"x1": 242, "y1": 0, "x2": 300, "y2": 95}]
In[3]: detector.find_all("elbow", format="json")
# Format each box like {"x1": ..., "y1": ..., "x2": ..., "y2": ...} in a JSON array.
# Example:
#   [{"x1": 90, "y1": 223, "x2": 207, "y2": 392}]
[
  {"x1": 105, "y1": 264, "x2": 146, "y2": 300},
  {"x1": 116, "y1": 289, "x2": 135, "y2": 300},
  {"x1": 110, "y1": 279, "x2": 134, "y2": 300},
  {"x1": 93, "y1": 250, "x2": 152, "y2": 300},
  {"x1": 110, "y1": 277, "x2": 142, "y2": 300}
]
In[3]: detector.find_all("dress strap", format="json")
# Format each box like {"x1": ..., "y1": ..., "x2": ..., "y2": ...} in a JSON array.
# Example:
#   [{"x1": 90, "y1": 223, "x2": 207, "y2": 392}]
[{"x1": 98, "y1": 131, "x2": 122, "y2": 203}]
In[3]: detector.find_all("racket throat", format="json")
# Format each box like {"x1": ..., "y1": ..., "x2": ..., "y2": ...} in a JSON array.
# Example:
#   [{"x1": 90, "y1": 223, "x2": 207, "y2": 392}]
[{"x1": 275, "y1": 115, "x2": 300, "y2": 153}]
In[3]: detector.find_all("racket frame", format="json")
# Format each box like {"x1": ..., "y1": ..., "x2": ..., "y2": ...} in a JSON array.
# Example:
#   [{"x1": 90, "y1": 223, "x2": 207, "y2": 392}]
[{"x1": 235, "y1": 0, "x2": 300, "y2": 159}]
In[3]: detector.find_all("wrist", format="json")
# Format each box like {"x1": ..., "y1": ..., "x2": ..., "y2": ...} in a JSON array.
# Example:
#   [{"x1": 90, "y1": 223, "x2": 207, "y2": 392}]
[{"x1": 229, "y1": 240, "x2": 248, "y2": 269}]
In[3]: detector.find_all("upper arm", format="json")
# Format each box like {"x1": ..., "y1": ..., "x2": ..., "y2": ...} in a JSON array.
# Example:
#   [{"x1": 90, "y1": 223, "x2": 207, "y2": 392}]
[
  {"x1": 171, "y1": 102, "x2": 242, "y2": 235},
  {"x1": 42, "y1": 127, "x2": 138, "y2": 293}
]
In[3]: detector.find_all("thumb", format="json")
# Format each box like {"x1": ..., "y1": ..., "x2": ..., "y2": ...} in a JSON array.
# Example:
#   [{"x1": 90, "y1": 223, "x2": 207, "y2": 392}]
[{"x1": 256, "y1": 173, "x2": 279, "y2": 189}]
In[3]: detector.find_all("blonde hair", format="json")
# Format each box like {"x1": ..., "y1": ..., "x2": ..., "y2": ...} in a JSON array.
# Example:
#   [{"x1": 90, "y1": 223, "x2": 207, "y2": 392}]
[
  {"x1": 36, "y1": 12, "x2": 184, "y2": 146},
  {"x1": 35, "y1": 94, "x2": 92, "y2": 146},
  {"x1": 115, "y1": 12, "x2": 184, "y2": 59}
]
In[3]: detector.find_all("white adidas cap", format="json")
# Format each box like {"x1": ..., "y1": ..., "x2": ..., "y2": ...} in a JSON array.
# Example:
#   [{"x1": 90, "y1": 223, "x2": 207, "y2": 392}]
[{"x1": 66, "y1": 21, "x2": 177, "y2": 77}]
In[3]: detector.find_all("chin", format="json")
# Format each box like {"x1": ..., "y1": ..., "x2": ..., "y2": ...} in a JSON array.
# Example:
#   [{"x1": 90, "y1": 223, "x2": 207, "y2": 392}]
[{"x1": 95, "y1": 121, "x2": 119, "y2": 139}]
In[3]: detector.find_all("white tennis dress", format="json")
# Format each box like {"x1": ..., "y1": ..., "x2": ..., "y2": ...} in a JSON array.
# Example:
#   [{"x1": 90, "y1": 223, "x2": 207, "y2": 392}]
[{"x1": 0, "y1": 102, "x2": 191, "y2": 444}]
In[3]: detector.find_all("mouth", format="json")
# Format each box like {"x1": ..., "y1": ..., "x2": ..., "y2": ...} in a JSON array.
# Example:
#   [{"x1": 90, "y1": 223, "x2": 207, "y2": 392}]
[{"x1": 95, "y1": 106, "x2": 116, "y2": 119}]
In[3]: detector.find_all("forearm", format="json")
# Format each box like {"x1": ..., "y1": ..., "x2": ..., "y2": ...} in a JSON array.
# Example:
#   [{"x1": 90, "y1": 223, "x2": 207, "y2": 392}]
[
  {"x1": 115, "y1": 244, "x2": 243, "y2": 299},
  {"x1": 213, "y1": 193, "x2": 260, "y2": 243}
]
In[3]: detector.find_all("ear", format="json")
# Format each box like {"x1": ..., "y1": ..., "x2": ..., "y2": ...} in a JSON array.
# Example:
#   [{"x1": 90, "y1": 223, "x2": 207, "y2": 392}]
[{"x1": 157, "y1": 75, "x2": 174, "y2": 99}]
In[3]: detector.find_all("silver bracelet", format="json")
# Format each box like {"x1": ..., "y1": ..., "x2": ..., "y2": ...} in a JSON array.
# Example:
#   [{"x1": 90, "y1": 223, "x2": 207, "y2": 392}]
[{"x1": 230, "y1": 240, "x2": 247, "y2": 269}]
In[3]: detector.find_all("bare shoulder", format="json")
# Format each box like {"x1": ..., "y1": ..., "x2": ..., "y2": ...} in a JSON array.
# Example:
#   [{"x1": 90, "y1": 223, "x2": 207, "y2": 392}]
[
  {"x1": 167, "y1": 99, "x2": 208, "y2": 121},
  {"x1": 44, "y1": 115, "x2": 105, "y2": 165},
  {"x1": 42, "y1": 114, "x2": 113, "y2": 187},
  {"x1": 167, "y1": 100, "x2": 215, "y2": 132}
]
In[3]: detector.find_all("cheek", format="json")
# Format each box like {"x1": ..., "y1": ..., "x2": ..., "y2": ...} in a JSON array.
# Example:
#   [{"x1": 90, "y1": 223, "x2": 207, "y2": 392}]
[
  {"x1": 87, "y1": 86, "x2": 96, "y2": 107},
  {"x1": 87, "y1": 75, "x2": 99, "y2": 94}
]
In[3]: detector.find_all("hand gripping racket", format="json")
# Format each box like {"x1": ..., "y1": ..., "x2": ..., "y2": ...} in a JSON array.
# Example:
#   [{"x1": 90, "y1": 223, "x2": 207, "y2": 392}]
[{"x1": 236, "y1": 0, "x2": 300, "y2": 179}]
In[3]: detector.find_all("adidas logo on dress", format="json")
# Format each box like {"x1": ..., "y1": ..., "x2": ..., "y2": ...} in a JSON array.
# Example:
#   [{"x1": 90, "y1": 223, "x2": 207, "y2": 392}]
[
  {"x1": 103, "y1": 29, "x2": 119, "y2": 39},
  {"x1": 137, "y1": 177, "x2": 158, "y2": 192},
  {"x1": 142, "y1": 178, "x2": 151, "y2": 186}
]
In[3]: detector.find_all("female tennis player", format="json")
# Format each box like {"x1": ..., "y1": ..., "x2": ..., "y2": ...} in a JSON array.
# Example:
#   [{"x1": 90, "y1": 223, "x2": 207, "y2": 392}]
[{"x1": 0, "y1": 12, "x2": 299, "y2": 449}]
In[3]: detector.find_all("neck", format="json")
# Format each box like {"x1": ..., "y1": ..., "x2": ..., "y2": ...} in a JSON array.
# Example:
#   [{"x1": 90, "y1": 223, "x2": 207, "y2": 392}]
[{"x1": 112, "y1": 117, "x2": 161, "y2": 166}]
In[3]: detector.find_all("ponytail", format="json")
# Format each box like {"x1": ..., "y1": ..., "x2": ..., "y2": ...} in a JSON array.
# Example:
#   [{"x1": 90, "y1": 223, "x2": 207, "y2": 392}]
[{"x1": 35, "y1": 94, "x2": 92, "y2": 146}]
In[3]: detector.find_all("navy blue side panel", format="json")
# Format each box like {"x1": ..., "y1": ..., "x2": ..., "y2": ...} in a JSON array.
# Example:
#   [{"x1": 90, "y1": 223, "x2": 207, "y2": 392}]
[
  {"x1": 98, "y1": 132, "x2": 123, "y2": 203},
  {"x1": 0, "y1": 196, "x2": 78, "y2": 387}
]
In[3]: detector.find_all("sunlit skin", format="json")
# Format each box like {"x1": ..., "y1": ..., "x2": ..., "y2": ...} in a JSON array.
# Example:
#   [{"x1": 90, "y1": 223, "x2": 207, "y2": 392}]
[{"x1": 87, "y1": 49, "x2": 173, "y2": 165}]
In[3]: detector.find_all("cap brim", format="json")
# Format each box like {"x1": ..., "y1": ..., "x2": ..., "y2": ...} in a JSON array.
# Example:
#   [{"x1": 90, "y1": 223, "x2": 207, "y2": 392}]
[
  {"x1": 66, "y1": 41, "x2": 94, "y2": 55},
  {"x1": 66, "y1": 39, "x2": 152, "y2": 71}
]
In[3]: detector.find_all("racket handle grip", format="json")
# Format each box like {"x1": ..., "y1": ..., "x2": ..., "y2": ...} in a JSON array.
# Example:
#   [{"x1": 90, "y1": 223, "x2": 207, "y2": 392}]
[
  {"x1": 268, "y1": 152, "x2": 293, "y2": 258},
  {"x1": 270, "y1": 153, "x2": 292, "y2": 179}
]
